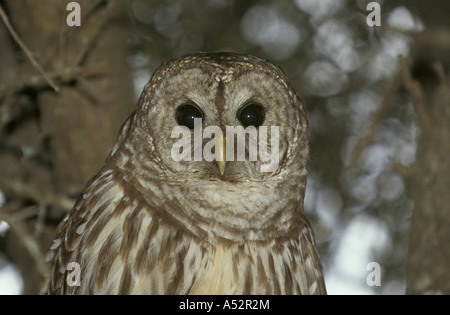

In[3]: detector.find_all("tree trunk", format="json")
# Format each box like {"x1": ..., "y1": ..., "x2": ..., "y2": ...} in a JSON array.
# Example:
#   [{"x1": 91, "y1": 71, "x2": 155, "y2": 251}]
[
  {"x1": 404, "y1": 28, "x2": 450, "y2": 294},
  {"x1": 0, "y1": 0, "x2": 133, "y2": 293},
  {"x1": 384, "y1": 0, "x2": 450, "y2": 295}
]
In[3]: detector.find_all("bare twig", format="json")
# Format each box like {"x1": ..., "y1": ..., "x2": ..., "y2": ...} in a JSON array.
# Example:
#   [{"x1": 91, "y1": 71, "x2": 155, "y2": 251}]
[
  {"x1": 399, "y1": 55, "x2": 434, "y2": 129},
  {"x1": 0, "y1": 4, "x2": 59, "y2": 92},
  {"x1": 0, "y1": 66, "x2": 105, "y2": 99},
  {"x1": 392, "y1": 160, "x2": 409, "y2": 179},
  {"x1": 34, "y1": 203, "x2": 48, "y2": 237},
  {"x1": 0, "y1": 177, "x2": 74, "y2": 212},
  {"x1": 11, "y1": 205, "x2": 40, "y2": 222},
  {"x1": 73, "y1": 0, "x2": 110, "y2": 68},
  {"x1": 432, "y1": 61, "x2": 448, "y2": 87}
]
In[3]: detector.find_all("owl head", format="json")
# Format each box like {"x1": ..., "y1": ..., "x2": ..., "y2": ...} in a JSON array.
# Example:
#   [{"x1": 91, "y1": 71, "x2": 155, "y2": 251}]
[
  {"x1": 117, "y1": 52, "x2": 309, "y2": 182},
  {"x1": 109, "y1": 52, "x2": 310, "y2": 241}
]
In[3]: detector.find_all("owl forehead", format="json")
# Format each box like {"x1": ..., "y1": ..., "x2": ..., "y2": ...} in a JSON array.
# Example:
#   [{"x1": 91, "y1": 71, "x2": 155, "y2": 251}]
[
  {"x1": 155, "y1": 59, "x2": 293, "y2": 102},
  {"x1": 151, "y1": 53, "x2": 290, "y2": 89},
  {"x1": 166, "y1": 61, "x2": 267, "y2": 83},
  {"x1": 140, "y1": 53, "x2": 301, "y2": 128}
]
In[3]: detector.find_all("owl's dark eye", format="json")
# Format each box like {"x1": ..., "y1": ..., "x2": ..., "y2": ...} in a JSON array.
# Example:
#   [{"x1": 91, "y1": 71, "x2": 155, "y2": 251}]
[
  {"x1": 237, "y1": 103, "x2": 265, "y2": 128},
  {"x1": 175, "y1": 103, "x2": 204, "y2": 129}
]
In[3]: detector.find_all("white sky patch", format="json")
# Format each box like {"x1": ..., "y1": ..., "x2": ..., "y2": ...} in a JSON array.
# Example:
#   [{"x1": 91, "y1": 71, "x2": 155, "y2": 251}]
[
  {"x1": 0, "y1": 188, "x2": 23, "y2": 294},
  {"x1": 326, "y1": 216, "x2": 389, "y2": 294},
  {"x1": 0, "y1": 263, "x2": 23, "y2": 295},
  {"x1": 294, "y1": 0, "x2": 345, "y2": 18},
  {"x1": 314, "y1": 20, "x2": 361, "y2": 72},
  {"x1": 0, "y1": 221, "x2": 10, "y2": 237},
  {"x1": 304, "y1": 60, "x2": 348, "y2": 97},
  {"x1": 240, "y1": 5, "x2": 302, "y2": 60},
  {"x1": 387, "y1": 6, "x2": 424, "y2": 32},
  {"x1": 315, "y1": 186, "x2": 343, "y2": 230}
]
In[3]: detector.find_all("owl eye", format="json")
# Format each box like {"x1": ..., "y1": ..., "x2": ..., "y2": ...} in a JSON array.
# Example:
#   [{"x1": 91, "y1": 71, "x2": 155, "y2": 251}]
[
  {"x1": 175, "y1": 103, "x2": 204, "y2": 129},
  {"x1": 237, "y1": 103, "x2": 265, "y2": 128}
]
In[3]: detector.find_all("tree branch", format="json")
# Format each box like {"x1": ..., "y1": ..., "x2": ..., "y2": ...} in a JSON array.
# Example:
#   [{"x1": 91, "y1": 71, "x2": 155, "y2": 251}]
[
  {"x1": 0, "y1": 177, "x2": 75, "y2": 212},
  {"x1": 399, "y1": 55, "x2": 434, "y2": 129},
  {"x1": 0, "y1": 4, "x2": 59, "y2": 92}
]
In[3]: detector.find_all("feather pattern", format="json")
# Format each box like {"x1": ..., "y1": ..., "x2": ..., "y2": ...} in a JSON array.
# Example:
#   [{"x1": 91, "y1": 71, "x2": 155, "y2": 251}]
[{"x1": 40, "y1": 52, "x2": 326, "y2": 295}]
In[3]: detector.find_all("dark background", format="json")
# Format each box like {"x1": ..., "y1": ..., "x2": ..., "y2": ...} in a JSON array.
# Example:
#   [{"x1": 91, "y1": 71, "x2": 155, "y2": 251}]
[{"x1": 0, "y1": 0, "x2": 449, "y2": 294}]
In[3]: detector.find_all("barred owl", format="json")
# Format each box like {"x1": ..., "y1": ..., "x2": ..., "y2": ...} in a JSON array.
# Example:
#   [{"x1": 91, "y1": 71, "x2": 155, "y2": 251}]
[{"x1": 41, "y1": 52, "x2": 326, "y2": 295}]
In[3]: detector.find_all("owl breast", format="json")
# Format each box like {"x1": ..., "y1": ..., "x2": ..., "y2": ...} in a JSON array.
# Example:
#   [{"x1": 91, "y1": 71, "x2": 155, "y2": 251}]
[
  {"x1": 43, "y1": 154, "x2": 324, "y2": 294},
  {"x1": 186, "y1": 235, "x2": 323, "y2": 294}
]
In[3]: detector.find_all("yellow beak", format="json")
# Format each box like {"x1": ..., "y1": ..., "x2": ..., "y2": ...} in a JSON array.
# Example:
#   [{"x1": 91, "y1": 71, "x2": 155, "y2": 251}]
[{"x1": 216, "y1": 135, "x2": 227, "y2": 176}]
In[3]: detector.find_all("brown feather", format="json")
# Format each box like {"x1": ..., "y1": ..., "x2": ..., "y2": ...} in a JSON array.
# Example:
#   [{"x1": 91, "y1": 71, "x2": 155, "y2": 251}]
[{"x1": 40, "y1": 52, "x2": 326, "y2": 295}]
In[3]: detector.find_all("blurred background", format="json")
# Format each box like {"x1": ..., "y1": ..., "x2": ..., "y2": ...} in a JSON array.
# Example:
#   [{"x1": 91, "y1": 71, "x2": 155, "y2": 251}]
[{"x1": 1, "y1": 0, "x2": 449, "y2": 295}]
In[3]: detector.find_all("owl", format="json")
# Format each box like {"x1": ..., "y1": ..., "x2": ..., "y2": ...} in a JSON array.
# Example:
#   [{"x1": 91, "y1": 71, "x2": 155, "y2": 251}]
[{"x1": 41, "y1": 52, "x2": 326, "y2": 295}]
